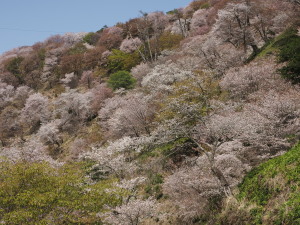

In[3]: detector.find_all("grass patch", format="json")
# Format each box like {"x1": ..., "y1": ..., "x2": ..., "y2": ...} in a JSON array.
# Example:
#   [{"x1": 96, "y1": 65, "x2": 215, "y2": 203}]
[{"x1": 236, "y1": 142, "x2": 300, "y2": 224}]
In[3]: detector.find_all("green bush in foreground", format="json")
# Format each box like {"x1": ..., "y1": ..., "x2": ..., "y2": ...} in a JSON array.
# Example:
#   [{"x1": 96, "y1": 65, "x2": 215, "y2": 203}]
[{"x1": 0, "y1": 160, "x2": 127, "y2": 224}]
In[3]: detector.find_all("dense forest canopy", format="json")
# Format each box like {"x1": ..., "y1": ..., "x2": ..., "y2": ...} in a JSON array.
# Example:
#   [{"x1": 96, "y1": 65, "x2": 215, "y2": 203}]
[{"x1": 0, "y1": 0, "x2": 300, "y2": 224}]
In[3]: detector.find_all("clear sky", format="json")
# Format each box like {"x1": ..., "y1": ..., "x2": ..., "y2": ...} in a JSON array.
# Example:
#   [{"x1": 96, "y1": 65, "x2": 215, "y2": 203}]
[{"x1": 0, "y1": 0, "x2": 191, "y2": 54}]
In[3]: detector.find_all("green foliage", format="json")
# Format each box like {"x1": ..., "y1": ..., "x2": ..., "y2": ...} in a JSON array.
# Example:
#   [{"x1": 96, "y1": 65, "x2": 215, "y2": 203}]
[
  {"x1": 144, "y1": 173, "x2": 164, "y2": 199},
  {"x1": 158, "y1": 32, "x2": 184, "y2": 51},
  {"x1": 158, "y1": 137, "x2": 191, "y2": 156},
  {"x1": 35, "y1": 48, "x2": 46, "y2": 70},
  {"x1": 237, "y1": 142, "x2": 300, "y2": 224},
  {"x1": 107, "y1": 70, "x2": 136, "y2": 90},
  {"x1": 67, "y1": 43, "x2": 87, "y2": 55},
  {"x1": 250, "y1": 27, "x2": 300, "y2": 83},
  {"x1": 0, "y1": 160, "x2": 126, "y2": 224},
  {"x1": 83, "y1": 32, "x2": 100, "y2": 45},
  {"x1": 166, "y1": 9, "x2": 177, "y2": 15},
  {"x1": 107, "y1": 49, "x2": 141, "y2": 73},
  {"x1": 200, "y1": 2, "x2": 210, "y2": 9},
  {"x1": 5, "y1": 56, "x2": 24, "y2": 83},
  {"x1": 277, "y1": 28, "x2": 300, "y2": 83}
]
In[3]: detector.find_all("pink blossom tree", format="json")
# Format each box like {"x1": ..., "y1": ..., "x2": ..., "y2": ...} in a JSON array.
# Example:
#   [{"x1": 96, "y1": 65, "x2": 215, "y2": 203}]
[{"x1": 120, "y1": 37, "x2": 142, "y2": 53}]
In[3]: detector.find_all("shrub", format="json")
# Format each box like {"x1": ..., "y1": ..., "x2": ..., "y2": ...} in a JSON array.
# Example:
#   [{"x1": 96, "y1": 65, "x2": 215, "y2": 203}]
[
  {"x1": 107, "y1": 49, "x2": 141, "y2": 72},
  {"x1": 83, "y1": 32, "x2": 100, "y2": 45},
  {"x1": 0, "y1": 161, "x2": 125, "y2": 224},
  {"x1": 158, "y1": 32, "x2": 184, "y2": 51},
  {"x1": 5, "y1": 56, "x2": 24, "y2": 84},
  {"x1": 277, "y1": 28, "x2": 300, "y2": 83},
  {"x1": 107, "y1": 70, "x2": 136, "y2": 90},
  {"x1": 67, "y1": 43, "x2": 87, "y2": 55}
]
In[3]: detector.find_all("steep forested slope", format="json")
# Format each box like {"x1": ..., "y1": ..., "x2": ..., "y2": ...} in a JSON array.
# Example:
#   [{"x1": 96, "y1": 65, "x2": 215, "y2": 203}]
[{"x1": 0, "y1": 0, "x2": 300, "y2": 224}]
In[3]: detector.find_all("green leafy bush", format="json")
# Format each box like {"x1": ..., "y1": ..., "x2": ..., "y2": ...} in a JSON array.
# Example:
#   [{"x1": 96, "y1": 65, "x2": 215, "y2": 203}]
[
  {"x1": 158, "y1": 32, "x2": 184, "y2": 51},
  {"x1": 67, "y1": 43, "x2": 87, "y2": 55},
  {"x1": 5, "y1": 56, "x2": 24, "y2": 83},
  {"x1": 83, "y1": 32, "x2": 100, "y2": 46},
  {"x1": 107, "y1": 49, "x2": 141, "y2": 72},
  {"x1": 107, "y1": 70, "x2": 136, "y2": 90}
]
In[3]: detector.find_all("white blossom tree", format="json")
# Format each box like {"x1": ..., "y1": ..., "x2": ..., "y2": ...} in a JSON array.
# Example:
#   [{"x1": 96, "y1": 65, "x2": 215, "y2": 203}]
[
  {"x1": 220, "y1": 60, "x2": 278, "y2": 99},
  {"x1": 0, "y1": 81, "x2": 15, "y2": 109},
  {"x1": 81, "y1": 136, "x2": 140, "y2": 178},
  {"x1": 99, "y1": 92, "x2": 155, "y2": 138},
  {"x1": 141, "y1": 62, "x2": 193, "y2": 93},
  {"x1": 21, "y1": 93, "x2": 50, "y2": 133},
  {"x1": 213, "y1": 2, "x2": 257, "y2": 53},
  {"x1": 60, "y1": 72, "x2": 77, "y2": 88},
  {"x1": 101, "y1": 198, "x2": 158, "y2": 225},
  {"x1": 37, "y1": 120, "x2": 62, "y2": 147},
  {"x1": 120, "y1": 38, "x2": 142, "y2": 53},
  {"x1": 54, "y1": 89, "x2": 93, "y2": 131}
]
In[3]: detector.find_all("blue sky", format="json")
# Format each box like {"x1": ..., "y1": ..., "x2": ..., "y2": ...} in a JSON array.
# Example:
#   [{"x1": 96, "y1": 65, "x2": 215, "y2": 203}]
[{"x1": 0, "y1": 0, "x2": 191, "y2": 54}]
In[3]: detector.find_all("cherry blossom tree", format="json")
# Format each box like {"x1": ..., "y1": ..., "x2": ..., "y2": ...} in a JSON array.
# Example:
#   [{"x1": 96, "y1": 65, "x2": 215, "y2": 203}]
[
  {"x1": 13, "y1": 85, "x2": 32, "y2": 108},
  {"x1": 190, "y1": 9, "x2": 211, "y2": 36},
  {"x1": 99, "y1": 92, "x2": 155, "y2": 138},
  {"x1": 141, "y1": 62, "x2": 193, "y2": 93},
  {"x1": 37, "y1": 120, "x2": 62, "y2": 147},
  {"x1": 213, "y1": 2, "x2": 257, "y2": 53},
  {"x1": 220, "y1": 60, "x2": 278, "y2": 99},
  {"x1": 81, "y1": 136, "x2": 139, "y2": 178},
  {"x1": 166, "y1": 9, "x2": 190, "y2": 37},
  {"x1": 79, "y1": 70, "x2": 95, "y2": 89},
  {"x1": 0, "y1": 81, "x2": 15, "y2": 109},
  {"x1": 54, "y1": 89, "x2": 93, "y2": 131},
  {"x1": 130, "y1": 62, "x2": 152, "y2": 85},
  {"x1": 60, "y1": 72, "x2": 77, "y2": 88},
  {"x1": 20, "y1": 93, "x2": 50, "y2": 133},
  {"x1": 97, "y1": 26, "x2": 124, "y2": 50},
  {"x1": 90, "y1": 83, "x2": 113, "y2": 113},
  {"x1": 184, "y1": 35, "x2": 245, "y2": 76},
  {"x1": 250, "y1": 0, "x2": 294, "y2": 40},
  {"x1": 101, "y1": 197, "x2": 158, "y2": 225},
  {"x1": 0, "y1": 106, "x2": 21, "y2": 144},
  {"x1": 0, "y1": 137, "x2": 59, "y2": 165},
  {"x1": 120, "y1": 37, "x2": 142, "y2": 53}
]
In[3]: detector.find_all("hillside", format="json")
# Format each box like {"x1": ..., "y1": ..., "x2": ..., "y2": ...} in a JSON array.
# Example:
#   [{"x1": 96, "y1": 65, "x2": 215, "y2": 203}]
[{"x1": 0, "y1": 0, "x2": 300, "y2": 224}]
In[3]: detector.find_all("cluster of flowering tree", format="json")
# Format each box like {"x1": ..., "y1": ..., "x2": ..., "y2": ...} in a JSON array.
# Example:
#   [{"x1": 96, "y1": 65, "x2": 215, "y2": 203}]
[
  {"x1": 99, "y1": 92, "x2": 155, "y2": 138},
  {"x1": 54, "y1": 89, "x2": 93, "y2": 131},
  {"x1": 0, "y1": 1, "x2": 299, "y2": 224},
  {"x1": 212, "y1": 0, "x2": 294, "y2": 53}
]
